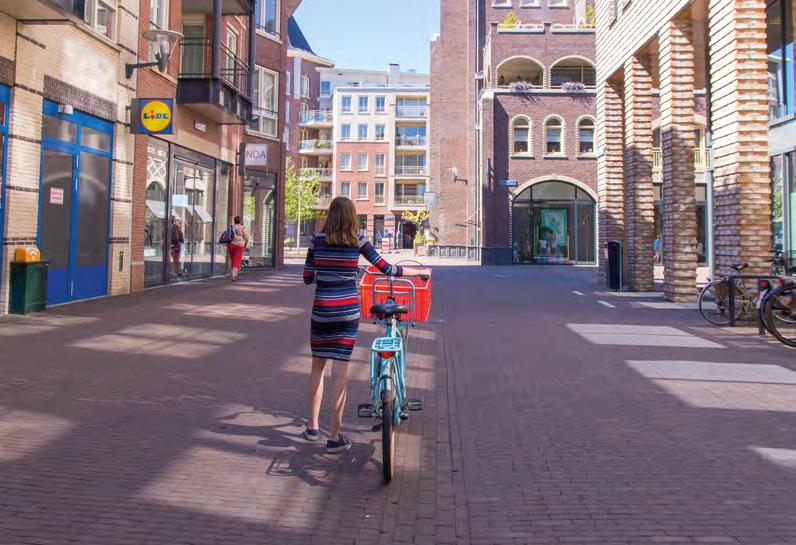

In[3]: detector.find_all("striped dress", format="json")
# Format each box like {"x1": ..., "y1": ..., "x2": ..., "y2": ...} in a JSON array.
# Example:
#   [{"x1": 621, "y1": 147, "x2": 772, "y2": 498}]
[{"x1": 304, "y1": 234, "x2": 403, "y2": 361}]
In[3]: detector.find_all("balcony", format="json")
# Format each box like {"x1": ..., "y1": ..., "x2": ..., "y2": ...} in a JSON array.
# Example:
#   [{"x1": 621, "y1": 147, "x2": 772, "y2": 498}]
[
  {"x1": 652, "y1": 149, "x2": 711, "y2": 171},
  {"x1": 300, "y1": 139, "x2": 334, "y2": 156},
  {"x1": 182, "y1": 0, "x2": 252, "y2": 14},
  {"x1": 396, "y1": 136, "x2": 427, "y2": 148},
  {"x1": 314, "y1": 195, "x2": 333, "y2": 210},
  {"x1": 0, "y1": 0, "x2": 80, "y2": 19},
  {"x1": 300, "y1": 167, "x2": 332, "y2": 181},
  {"x1": 395, "y1": 166, "x2": 428, "y2": 177},
  {"x1": 178, "y1": 38, "x2": 252, "y2": 124},
  {"x1": 300, "y1": 110, "x2": 333, "y2": 128},
  {"x1": 394, "y1": 194, "x2": 426, "y2": 208},
  {"x1": 396, "y1": 105, "x2": 429, "y2": 119}
]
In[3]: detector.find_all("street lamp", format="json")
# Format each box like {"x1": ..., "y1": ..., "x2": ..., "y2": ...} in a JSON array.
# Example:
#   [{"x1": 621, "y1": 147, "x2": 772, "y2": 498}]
[{"x1": 125, "y1": 29, "x2": 184, "y2": 79}]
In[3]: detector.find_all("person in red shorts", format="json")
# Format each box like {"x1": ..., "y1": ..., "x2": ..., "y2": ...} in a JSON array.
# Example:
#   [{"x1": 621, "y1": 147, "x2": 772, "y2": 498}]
[{"x1": 226, "y1": 216, "x2": 249, "y2": 281}]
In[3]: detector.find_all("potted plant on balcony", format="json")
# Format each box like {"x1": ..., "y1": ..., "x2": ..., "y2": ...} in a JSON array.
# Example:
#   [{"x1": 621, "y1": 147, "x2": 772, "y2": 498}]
[
  {"x1": 509, "y1": 81, "x2": 535, "y2": 93},
  {"x1": 561, "y1": 81, "x2": 587, "y2": 93}
]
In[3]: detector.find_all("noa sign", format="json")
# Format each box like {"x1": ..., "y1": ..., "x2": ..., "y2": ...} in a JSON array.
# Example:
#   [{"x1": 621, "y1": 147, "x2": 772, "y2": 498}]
[{"x1": 243, "y1": 143, "x2": 268, "y2": 167}]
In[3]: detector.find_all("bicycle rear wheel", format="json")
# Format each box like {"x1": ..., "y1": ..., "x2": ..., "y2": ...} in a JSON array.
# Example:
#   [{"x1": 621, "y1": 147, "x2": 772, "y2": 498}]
[
  {"x1": 381, "y1": 388, "x2": 394, "y2": 484},
  {"x1": 763, "y1": 284, "x2": 796, "y2": 348},
  {"x1": 699, "y1": 280, "x2": 741, "y2": 326}
]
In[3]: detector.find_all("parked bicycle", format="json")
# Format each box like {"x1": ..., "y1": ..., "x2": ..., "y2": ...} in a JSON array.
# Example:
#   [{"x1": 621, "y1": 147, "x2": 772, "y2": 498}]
[
  {"x1": 760, "y1": 253, "x2": 796, "y2": 347},
  {"x1": 357, "y1": 262, "x2": 432, "y2": 484}
]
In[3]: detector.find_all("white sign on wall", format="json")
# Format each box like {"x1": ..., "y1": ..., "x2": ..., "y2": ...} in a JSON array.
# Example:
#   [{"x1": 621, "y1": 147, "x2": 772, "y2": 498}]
[
  {"x1": 244, "y1": 143, "x2": 268, "y2": 167},
  {"x1": 50, "y1": 188, "x2": 64, "y2": 205}
]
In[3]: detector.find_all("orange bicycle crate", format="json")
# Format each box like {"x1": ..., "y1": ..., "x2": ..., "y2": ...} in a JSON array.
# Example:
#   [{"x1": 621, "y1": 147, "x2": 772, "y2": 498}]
[{"x1": 360, "y1": 266, "x2": 433, "y2": 322}]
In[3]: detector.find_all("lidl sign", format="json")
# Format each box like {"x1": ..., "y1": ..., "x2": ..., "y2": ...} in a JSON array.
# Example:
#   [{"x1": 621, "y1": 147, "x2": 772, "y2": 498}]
[{"x1": 131, "y1": 98, "x2": 174, "y2": 135}]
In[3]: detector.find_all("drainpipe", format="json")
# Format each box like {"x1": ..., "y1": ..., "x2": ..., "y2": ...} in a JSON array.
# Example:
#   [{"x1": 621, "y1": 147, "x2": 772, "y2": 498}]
[
  {"x1": 211, "y1": 0, "x2": 222, "y2": 80},
  {"x1": 474, "y1": 0, "x2": 483, "y2": 262},
  {"x1": 704, "y1": 17, "x2": 715, "y2": 277},
  {"x1": 247, "y1": 5, "x2": 256, "y2": 99}
]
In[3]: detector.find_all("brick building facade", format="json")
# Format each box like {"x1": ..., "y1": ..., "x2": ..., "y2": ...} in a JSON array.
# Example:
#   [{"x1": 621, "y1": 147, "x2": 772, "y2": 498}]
[
  {"x1": 431, "y1": 0, "x2": 598, "y2": 265},
  {"x1": 595, "y1": 0, "x2": 783, "y2": 301}
]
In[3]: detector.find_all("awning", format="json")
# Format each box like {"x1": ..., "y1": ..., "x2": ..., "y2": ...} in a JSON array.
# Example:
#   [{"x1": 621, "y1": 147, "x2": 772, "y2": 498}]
[
  {"x1": 192, "y1": 205, "x2": 213, "y2": 223},
  {"x1": 146, "y1": 200, "x2": 166, "y2": 219}
]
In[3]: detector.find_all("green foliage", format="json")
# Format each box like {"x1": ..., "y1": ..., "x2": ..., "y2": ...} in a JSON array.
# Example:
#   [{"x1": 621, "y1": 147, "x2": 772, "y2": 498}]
[
  {"x1": 284, "y1": 158, "x2": 321, "y2": 224},
  {"x1": 402, "y1": 209, "x2": 430, "y2": 228},
  {"x1": 500, "y1": 11, "x2": 519, "y2": 27},
  {"x1": 585, "y1": 4, "x2": 596, "y2": 27},
  {"x1": 414, "y1": 233, "x2": 427, "y2": 245}
]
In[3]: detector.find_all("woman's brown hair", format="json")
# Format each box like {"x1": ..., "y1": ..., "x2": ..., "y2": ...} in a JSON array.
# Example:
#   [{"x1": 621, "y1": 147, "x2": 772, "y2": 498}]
[{"x1": 324, "y1": 197, "x2": 360, "y2": 247}]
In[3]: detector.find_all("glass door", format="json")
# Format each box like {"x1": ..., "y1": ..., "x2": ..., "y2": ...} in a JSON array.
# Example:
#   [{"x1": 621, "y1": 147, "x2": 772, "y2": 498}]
[
  {"x1": 172, "y1": 157, "x2": 216, "y2": 280},
  {"x1": 39, "y1": 149, "x2": 75, "y2": 304}
]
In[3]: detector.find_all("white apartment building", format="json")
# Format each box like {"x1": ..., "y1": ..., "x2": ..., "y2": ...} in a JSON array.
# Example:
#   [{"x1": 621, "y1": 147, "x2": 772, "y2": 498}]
[{"x1": 306, "y1": 64, "x2": 430, "y2": 248}]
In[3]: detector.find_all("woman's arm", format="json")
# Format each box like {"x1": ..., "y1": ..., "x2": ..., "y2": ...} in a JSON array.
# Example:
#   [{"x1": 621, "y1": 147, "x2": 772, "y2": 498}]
[
  {"x1": 360, "y1": 237, "x2": 402, "y2": 276},
  {"x1": 303, "y1": 239, "x2": 316, "y2": 285}
]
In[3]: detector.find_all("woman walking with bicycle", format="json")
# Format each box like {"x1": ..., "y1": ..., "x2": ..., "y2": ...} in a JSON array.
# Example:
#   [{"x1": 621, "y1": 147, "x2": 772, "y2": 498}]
[{"x1": 302, "y1": 197, "x2": 428, "y2": 453}]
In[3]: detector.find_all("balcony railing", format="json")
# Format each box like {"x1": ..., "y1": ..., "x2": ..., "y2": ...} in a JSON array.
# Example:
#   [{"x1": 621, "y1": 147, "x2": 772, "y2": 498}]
[
  {"x1": 315, "y1": 196, "x2": 332, "y2": 209},
  {"x1": 394, "y1": 195, "x2": 426, "y2": 206},
  {"x1": 300, "y1": 139, "x2": 333, "y2": 151},
  {"x1": 300, "y1": 110, "x2": 333, "y2": 124},
  {"x1": 497, "y1": 22, "x2": 544, "y2": 34},
  {"x1": 180, "y1": 38, "x2": 251, "y2": 96},
  {"x1": 300, "y1": 167, "x2": 332, "y2": 179},
  {"x1": 396, "y1": 105, "x2": 429, "y2": 118},
  {"x1": 396, "y1": 136, "x2": 427, "y2": 147},
  {"x1": 652, "y1": 148, "x2": 710, "y2": 170},
  {"x1": 395, "y1": 165, "x2": 428, "y2": 176}
]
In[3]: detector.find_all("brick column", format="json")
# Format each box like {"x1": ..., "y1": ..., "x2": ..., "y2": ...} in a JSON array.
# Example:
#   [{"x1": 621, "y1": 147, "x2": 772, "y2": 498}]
[
  {"x1": 597, "y1": 78, "x2": 625, "y2": 281},
  {"x1": 623, "y1": 54, "x2": 655, "y2": 292},
  {"x1": 708, "y1": 0, "x2": 771, "y2": 274},
  {"x1": 659, "y1": 18, "x2": 697, "y2": 302}
]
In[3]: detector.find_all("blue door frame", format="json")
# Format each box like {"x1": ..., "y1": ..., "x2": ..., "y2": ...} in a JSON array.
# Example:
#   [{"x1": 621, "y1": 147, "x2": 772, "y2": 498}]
[
  {"x1": 37, "y1": 101, "x2": 114, "y2": 305},
  {"x1": 0, "y1": 85, "x2": 9, "y2": 302}
]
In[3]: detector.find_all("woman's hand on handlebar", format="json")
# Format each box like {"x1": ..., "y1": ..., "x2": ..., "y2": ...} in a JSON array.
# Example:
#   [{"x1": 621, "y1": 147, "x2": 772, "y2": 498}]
[{"x1": 402, "y1": 266, "x2": 431, "y2": 279}]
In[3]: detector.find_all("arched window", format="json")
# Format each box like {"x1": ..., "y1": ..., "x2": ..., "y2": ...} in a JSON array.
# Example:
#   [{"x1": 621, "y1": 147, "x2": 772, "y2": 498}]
[
  {"x1": 577, "y1": 118, "x2": 594, "y2": 154},
  {"x1": 545, "y1": 117, "x2": 563, "y2": 154},
  {"x1": 511, "y1": 117, "x2": 530, "y2": 155},
  {"x1": 146, "y1": 182, "x2": 166, "y2": 201},
  {"x1": 496, "y1": 57, "x2": 544, "y2": 87},
  {"x1": 550, "y1": 57, "x2": 596, "y2": 88}
]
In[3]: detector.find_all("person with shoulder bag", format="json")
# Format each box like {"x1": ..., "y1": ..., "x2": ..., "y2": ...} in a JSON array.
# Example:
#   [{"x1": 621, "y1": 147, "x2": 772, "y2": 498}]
[{"x1": 223, "y1": 216, "x2": 249, "y2": 281}]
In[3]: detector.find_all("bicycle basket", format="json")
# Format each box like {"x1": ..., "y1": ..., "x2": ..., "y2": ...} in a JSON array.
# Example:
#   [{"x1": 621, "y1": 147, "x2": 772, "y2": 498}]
[{"x1": 360, "y1": 266, "x2": 432, "y2": 322}]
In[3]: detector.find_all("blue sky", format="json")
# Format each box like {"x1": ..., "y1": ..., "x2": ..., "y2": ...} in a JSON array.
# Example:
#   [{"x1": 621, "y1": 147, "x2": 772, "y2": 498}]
[{"x1": 293, "y1": 0, "x2": 440, "y2": 73}]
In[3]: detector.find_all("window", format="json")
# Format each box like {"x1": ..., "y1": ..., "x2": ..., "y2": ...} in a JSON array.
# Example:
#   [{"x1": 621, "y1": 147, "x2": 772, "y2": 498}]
[
  {"x1": 767, "y1": 0, "x2": 795, "y2": 119},
  {"x1": 320, "y1": 80, "x2": 331, "y2": 97},
  {"x1": 150, "y1": 0, "x2": 169, "y2": 29},
  {"x1": 545, "y1": 117, "x2": 563, "y2": 154},
  {"x1": 375, "y1": 124, "x2": 386, "y2": 140},
  {"x1": 301, "y1": 75, "x2": 310, "y2": 98},
  {"x1": 340, "y1": 153, "x2": 352, "y2": 170},
  {"x1": 284, "y1": 127, "x2": 289, "y2": 149},
  {"x1": 511, "y1": 117, "x2": 530, "y2": 155},
  {"x1": 341, "y1": 124, "x2": 351, "y2": 140},
  {"x1": 375, "y1": 153, "x2": 385, "y2": 175},
  {"x1": 548, "y1": 0, "x2": 568, "y2": 6},
  {"x1": 359, "y1": 96, "x2": 369, "y2": 112},
  {"x1": 340, "y1": 182, "x2": 351, "y2": 197},
  {"x1": 613, "y1": 0, "x2": 620, "y2": 20},
  {"x1": 259, "y1": 0, "x2": 279, "y2": 35},
  {"x1": 578, "y1": 118, "x2": 595, "y2": 154},
  {"x1": 286, "y1": 72, "x2": 291, "y2": 96},
  {"x1": 358, "y1": 153, "x2": 369, "y2": 171},
  {"x1": 492, "y1": 0, "x2": 512, "y2": 6},
  {"x1": 396, "y1": 125, "x2": 427, "y2": 146},
  {"x1": 357, "y1": 182, "x2": 368, "y2": 199},
  {"x1": 251, "y1": 67, "x2": 278, "y2": 137},
  {"x1": 285, "y1": 100, "x2": 290, "y2": 120},
  {"x1": 342, "y1": 96, "x2": 352, "y2": 112},
  {"x1": 376, "y1": 96, "x2": 386, "y2": 112},
  {"x1": 85, "y1": 0, "x2": 117, "y2": 39},
  {"x1": 551, "y1": 58, "x2": 597, "y2": 88},
  {"x1": 358, "y1": 124, "x2": 368, "y2": 141},
  {"x1": 375, "y1": 182, "x2": 385, "y2": 204},
  {"x1": 520, "y1": 0, "x2": 540, "y2": 5}
]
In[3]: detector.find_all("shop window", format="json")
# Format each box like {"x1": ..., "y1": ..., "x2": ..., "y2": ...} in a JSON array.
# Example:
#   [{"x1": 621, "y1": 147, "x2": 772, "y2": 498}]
[
  {"x1": 511, "y1": 117, "x2": 530, "y2": 155},
  {"x1": 545, "y1": 117, "x2": 564, "y2": 155},
  {"x1": 578, "y1": 118, "x2": 595, "y2": 154}
]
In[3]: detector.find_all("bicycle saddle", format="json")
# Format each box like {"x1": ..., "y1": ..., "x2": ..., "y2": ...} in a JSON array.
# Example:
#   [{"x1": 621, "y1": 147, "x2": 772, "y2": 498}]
[
  {"x1": 370, "y1": 302, "x2": 409, "y2": 318},
  {"x1": 731, "y1": 263, "x2": 749, "y2": 272}
]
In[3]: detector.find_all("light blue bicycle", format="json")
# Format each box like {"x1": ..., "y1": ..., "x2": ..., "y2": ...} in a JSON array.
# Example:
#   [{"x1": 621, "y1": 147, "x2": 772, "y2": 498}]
[{"x1": 358, "y1": 265, "x2": 428, "y2": 484}]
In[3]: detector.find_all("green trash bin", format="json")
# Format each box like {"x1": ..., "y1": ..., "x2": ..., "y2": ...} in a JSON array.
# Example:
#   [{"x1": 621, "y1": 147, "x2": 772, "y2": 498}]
[{"x1": 9, "y1": 261, "x2": 49, "y2": 315}]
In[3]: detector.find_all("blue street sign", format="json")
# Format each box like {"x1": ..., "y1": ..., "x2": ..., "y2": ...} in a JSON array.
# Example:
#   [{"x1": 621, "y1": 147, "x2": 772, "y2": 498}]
[{"x1": 499, "y1": 179, "x2": 518, "y2": 187}]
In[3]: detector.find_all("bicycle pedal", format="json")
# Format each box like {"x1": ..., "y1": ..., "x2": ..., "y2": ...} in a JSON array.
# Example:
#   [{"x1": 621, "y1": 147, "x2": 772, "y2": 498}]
[
  {"x1": 407, "y1": 399, "x2": 423, "y2": 411},
  {"x1": 371, "y1": 424, "x2": 381, "y2": 432},
  {"x1": 357, "y1": 404, "x2": 374, "y2": 418}
]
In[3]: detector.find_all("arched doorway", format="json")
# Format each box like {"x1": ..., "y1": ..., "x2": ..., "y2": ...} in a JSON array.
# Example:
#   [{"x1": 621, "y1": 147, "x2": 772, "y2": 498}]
[{"x1": 512, "y1": 180, "x2": 596, "y2": 264}]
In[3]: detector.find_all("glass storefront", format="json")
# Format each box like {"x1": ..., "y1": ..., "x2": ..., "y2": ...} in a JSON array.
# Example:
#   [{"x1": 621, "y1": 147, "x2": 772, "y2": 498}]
[
  {"x1": 767, "y1": 0, "x2": 795, "y2": 120},
  {"x1": 770, "y1": 152, "x2": 796, "y2": 260},
  {"x1": 512, "y1": 181, "x2": 596, "y2": 264},
  {"x1": 652, "y1": 183, "x2": 708, "y2": 265},
  {"x1": 144, "y1": 138, "x2": 231, "y2": 287},
  {"x1": 243, "y1": 174, "x2": 276, "y2": 268}
]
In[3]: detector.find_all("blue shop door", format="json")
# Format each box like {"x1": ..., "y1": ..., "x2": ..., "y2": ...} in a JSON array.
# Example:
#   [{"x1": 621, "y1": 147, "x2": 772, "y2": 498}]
[{"x1": 39, "y1": 150, "x2": 110, "y2": 305}]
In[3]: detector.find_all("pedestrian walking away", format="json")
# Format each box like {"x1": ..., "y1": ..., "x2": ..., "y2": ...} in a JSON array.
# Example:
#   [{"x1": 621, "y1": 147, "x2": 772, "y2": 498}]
[
  {"x1": 302, "y1": 197, "x2": 428, "y2": 454},
  {"x1": 170, "y1": 216, "x2": 185, "y2": 277},
  {"x1": 226, "y1": 216, "x2": 249, "y2": 281}
]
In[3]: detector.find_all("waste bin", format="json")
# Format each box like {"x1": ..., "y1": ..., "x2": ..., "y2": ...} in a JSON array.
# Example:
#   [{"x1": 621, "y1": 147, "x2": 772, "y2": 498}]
[
  {"x1": 605, "y1": 240, "x2": 623, "y2": 291},
  {"x1": 9, "y1": 261, "x2": 49, "y2": 314}
]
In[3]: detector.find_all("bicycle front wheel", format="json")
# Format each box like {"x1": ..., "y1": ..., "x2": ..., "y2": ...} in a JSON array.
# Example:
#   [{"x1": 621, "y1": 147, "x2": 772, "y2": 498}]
[
  {"x1": 699, "y1": 280, "x2": 741, "y2": 326},
  {"x1": 763, "y1": 284, "x2": 796, "y2": 348},
  {"x1": 381, "y1": 388, "x2": 394, "y2": 484}
]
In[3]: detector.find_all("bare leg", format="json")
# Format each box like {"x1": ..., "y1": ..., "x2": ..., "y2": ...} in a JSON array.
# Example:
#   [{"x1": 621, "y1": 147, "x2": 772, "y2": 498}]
[
  {"x1": 328, "y1": 361, "x2": 350, "y2": 441},
  {"x1": 307, "y1": 357, "x2": 328, "y2": 430}
]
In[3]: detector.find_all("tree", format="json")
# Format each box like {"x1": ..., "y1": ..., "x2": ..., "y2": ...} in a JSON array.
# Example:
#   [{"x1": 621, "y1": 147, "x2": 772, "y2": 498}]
[
  {"x1": 284, "y1": 159, "x2": 321, "y2": 247},
  {"x1": 402, "y1": 209, "x2": 430, "y2": 244}
]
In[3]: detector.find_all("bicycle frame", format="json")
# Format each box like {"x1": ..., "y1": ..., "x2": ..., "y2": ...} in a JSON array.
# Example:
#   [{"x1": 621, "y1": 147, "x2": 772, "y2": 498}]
[{"x1": 368, "y1": 276, "x2": 417, "y2": 427}]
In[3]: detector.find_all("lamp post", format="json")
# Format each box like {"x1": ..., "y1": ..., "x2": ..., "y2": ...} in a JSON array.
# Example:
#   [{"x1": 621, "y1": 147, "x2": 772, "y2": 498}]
[
  {"x1": 296, "y1": 179, "x2": 302, "y2": 250},
  {"x1": 126, "y1": 29, "x2": 184, "y2": 79}
]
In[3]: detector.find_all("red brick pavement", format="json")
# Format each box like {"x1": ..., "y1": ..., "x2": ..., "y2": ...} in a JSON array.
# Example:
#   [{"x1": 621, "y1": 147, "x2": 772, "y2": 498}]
[{"x1": 0, "y1": 265, "x2": 795, "y2": 545}]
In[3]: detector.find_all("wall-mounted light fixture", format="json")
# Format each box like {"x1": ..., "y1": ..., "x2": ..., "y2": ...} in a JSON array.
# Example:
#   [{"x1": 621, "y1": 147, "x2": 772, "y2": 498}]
[{"x1": 125, "y1": 29, "x2": 184, "y2": 79}]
